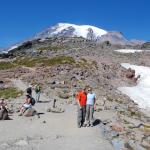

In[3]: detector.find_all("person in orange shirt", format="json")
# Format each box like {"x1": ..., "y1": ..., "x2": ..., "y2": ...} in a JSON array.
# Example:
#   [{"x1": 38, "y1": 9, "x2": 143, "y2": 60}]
[{"x1": 76, "y1": 87, "x2": 87, "y2": 128}]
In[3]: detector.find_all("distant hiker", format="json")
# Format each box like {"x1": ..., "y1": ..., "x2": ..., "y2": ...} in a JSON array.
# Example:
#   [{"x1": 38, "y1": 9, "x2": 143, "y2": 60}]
[
  {"x1": 19, "y1": 94, "x2": 32, "y2": 116},
  {"x1": 76, "y1": 87, "x2": 87, "y2": 128},
  {"x1": 35, "y1": 84, "x2": 41, "y2": 102},
  {"x1": 26, "y1": 84, "x2": 32, "y2": 96},
  {"x1": 85, "y1": 87, "x2": 96, "y2": 127}
]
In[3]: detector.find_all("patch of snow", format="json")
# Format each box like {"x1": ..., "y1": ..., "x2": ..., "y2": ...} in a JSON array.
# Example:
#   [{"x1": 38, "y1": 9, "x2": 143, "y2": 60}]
[
  {"x1": 114, "y1": 49, "x2": 150, "y2": 53},
  {"x1": 39, "y1": 38, "x2": 46, "y2": 42},
  {"x1": 8, "y1": 45, "x2": 18, "y2": 51},
  {"x1": 1, "y1": 51, "x2": 8, "y2": 54},
  {"x1": 52, "y1": 23, "x2": 107, "y2": 38},
  {"x1": 118, "y1": 63, "x2": 150, "y2": 109}
]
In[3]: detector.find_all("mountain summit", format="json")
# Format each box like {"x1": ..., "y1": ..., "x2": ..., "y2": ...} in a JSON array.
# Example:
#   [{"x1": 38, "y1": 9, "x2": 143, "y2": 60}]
[
  {"x1": 35, "y1": 23, "x2": 141, "y2": 45},
  {"x1": 35, "y1": 23, "x2": 108, "y2": 40}
]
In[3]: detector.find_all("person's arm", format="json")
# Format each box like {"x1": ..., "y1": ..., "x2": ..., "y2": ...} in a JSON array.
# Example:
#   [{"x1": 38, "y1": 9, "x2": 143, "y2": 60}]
[
  {"x1": 27, "y1": 98, "x2": 32, "y2": 104},
  {"x1": 76, "y1": 93, "x2": 81, "y2": 108},
  {"x1": 94, "y1": 94, "x2": 96, "y2": 109}
]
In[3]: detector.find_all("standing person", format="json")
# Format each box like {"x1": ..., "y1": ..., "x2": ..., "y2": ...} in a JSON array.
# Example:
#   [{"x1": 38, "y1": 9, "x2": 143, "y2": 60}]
[
  {"x1": 76, "y1": 87, "x2": 87, "y2": 128},
  {"x1": 26, "y1": 84, "x2": 32, "y2": 96},
  {"x1": 35, "y1": 84, "x2": 41, "y2": 103},
  {"x1": 85, "y1": 87, "x2": 96, "y2": 127}
]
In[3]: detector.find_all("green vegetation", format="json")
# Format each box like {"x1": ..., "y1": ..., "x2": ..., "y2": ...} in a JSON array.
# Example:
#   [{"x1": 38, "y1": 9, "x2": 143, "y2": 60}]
[
  {"x1": 76, "y1": 58, "x2": 90, "y2": 68},
  {"x1": 0, "y1": 61, "x2": 16, "y2": 70},
  {"x1": 0, "y1": 87, "x2": 23, "y2": 99},
  {"x1": 0, "y1": 56, "x2": 75, "y2": 70},
  {"x1": 14, "y1": 56, "x2": 75, "y2": 67}
]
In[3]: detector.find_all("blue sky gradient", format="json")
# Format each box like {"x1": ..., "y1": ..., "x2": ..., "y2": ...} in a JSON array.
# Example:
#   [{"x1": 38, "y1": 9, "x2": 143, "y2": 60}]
[{"x1": 0, "y1": 0, "x2": 149, "y2": 48}]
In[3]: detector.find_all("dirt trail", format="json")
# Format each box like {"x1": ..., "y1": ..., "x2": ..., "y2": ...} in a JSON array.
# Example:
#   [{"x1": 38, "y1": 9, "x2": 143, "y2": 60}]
[{"x1": 0, "y1": 79, "x2": 114, "y2": 150}]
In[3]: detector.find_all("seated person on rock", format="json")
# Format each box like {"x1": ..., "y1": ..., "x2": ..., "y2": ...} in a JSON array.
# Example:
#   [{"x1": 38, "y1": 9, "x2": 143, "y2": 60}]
[
  {"x1": 19, "y1": 94, "x2": 32, "y2": 116},
  {"x1": 0, "y1": 98, "x2": 8, "y2": 110},
  {"x1": 0, "y1": 99, "x2": 9, "y2": 120}
]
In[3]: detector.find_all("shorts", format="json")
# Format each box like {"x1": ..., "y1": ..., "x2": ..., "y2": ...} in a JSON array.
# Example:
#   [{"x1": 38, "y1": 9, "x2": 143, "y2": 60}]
[{"x1": 23, "y1": 104, "x2": 32, "y2": 109}]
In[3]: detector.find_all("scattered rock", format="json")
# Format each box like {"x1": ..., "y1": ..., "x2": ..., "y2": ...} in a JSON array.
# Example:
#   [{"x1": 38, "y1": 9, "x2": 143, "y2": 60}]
[
  {"x1": 15, "y1": 139, "x2": 28, "y2": 146},
  {"x1": 47, "y1": 107, "x2": 65, "y2": 113}
]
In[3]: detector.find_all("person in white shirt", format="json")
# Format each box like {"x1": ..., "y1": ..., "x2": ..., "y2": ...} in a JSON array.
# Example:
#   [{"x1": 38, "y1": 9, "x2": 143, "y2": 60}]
[{"x1": 85, "y1": 87, "x2": 96, "y2": 127}]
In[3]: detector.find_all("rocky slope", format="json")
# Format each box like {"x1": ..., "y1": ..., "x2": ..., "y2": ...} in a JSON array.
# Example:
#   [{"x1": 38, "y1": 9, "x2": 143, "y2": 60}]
[{"x1": 0, "y1": 37, "x2": 150, "y2": 150}]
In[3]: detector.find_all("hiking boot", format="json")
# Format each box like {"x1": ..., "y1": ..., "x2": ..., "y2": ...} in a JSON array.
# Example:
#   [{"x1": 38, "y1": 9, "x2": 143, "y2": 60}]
[
  {"x1": 87, "y1": 124, "x2": 90, "y2": 127},
  {"x1": 78, "y1": 123, "x2": 82, "y2": 128},
  {"x1": 82, "y1": 124, "x2": 87, "y2": 127}
]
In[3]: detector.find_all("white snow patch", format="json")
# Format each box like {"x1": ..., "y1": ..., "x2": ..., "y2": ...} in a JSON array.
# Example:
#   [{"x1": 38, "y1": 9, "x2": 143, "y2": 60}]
[
  {"x1": 1, "y1": 51, "x2": 8, "y2": 54},
  {"x1": 8, "y1": 45, "x2": 18, "y2": 51},
  {"x1": 114, "y1": 49, "x2": 150, "y2": 53},
  {"x1": 52, "y1": 23, "x2": 107, "y2": 38},
  {"x1": 39, "y1": 38, "x2": 46, "y2": 42},
  {"x1": 118, "y1": 63, "x2": 150, "y2": 109}
]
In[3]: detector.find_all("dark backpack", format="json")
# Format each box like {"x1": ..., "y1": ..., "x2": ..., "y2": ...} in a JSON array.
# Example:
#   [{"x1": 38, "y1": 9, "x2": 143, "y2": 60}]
[
  {"x1": 30, "y1": 97, "x2": 36, "y2": 106},
  {"x1": 35, "y1": 86, "x2": 41, "y2": 93}
]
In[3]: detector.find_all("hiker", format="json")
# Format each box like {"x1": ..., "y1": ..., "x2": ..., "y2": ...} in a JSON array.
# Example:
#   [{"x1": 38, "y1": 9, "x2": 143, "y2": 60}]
[
  {"x1": 35, "y1": 84, "x2": 41, "y2": 102},
  {"x1": 26, "y1": 84, "x2": 32, "y2": 96},
  {"x1": 0, "y1": 99, "x2": 9, "y2": 120},
  {"x1": 76, "y1": 87, "x2": 87, "y2": 128},
  {"x1": 85, "y1": 87, "x2": 96, "y2": 127},
  {"x1": 0, "y1": 98, "x2": 8, "y2": 110},
  {"x1": 19, "y1": 94, "x2": 32, "y2": 116}
]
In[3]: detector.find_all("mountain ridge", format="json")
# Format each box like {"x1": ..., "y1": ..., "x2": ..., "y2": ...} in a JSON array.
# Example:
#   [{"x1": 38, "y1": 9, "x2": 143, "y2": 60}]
[{"x1": 1, "y1": 23, "x2": 146, "y2": 53}]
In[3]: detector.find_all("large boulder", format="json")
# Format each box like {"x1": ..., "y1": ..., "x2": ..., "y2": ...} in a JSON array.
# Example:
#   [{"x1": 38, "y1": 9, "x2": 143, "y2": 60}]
[
  {"x1": 0, "y1": 108, "x2": 9, "y2": 120},
  {"x1": 47, "y1": 107, "x2": 65, "y2": 113},
  {"x1": 126, "y1": 68, "x2": 135, "y2": 79},
  {"x1": 23, "y1": 108, "x2": 37, "y2": 117}
]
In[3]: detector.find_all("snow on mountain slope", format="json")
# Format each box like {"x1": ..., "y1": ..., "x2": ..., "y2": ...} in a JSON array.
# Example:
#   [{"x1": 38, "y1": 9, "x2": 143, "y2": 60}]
[
  {"x1": 118, "y1": 63, "x2": 150, "y2": 109},
  {"x1": 35, "y1": 23, "x2": 108, "y2": 40},
  {"x1": 52, "y1": 23, "x2": 107, "y2": 38},
  {"x1": 114, "y1": 49, "x2": 150, "y2": 53},
  {"x1": 8, "y1": 45, "x2": 19, "y2": 51}
]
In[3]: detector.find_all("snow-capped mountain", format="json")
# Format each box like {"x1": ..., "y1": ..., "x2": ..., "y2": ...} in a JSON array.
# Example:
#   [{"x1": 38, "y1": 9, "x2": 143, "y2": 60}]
[
  {"x1": 35, "y1": 23, "x2": 108, "y2": 40},
  {"x1": 35, "y1": 23, "x2": 144, "y2": 45},
  {"x1": 1, "y1": 23, "x2": 146, "y2": 54}
]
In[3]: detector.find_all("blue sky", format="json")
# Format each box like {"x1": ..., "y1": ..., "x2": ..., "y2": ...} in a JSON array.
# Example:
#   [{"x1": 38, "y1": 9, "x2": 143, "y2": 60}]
[{"x1": 0, "y1": 0, "x2": 149, "y2": 48}]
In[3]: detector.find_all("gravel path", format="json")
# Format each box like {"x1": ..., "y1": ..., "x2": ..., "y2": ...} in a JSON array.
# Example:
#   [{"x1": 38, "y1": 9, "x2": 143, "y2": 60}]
[{"x1": 0, "y1": 79, "x2": 114, "y2": 150}]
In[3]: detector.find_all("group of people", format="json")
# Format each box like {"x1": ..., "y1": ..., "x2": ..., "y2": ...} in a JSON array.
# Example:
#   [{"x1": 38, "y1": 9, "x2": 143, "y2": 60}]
[
  {"x1": 19, "y1": 84, "x2": 41, "y2": 116},
  {"x1": 1, "y1": 83, "x2": 97, "y2": 127},
  {"x1": 76, "y1": 87, "x2": 96, "y2": 128}
]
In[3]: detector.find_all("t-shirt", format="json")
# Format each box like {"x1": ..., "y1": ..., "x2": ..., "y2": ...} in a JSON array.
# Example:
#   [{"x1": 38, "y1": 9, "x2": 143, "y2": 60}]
[
  {"x1": 87, "y1": 93, "x2": 96, "y2": 105},
  {"x1": 76, "y1": 91, "x2": 87, "y2": 106}
]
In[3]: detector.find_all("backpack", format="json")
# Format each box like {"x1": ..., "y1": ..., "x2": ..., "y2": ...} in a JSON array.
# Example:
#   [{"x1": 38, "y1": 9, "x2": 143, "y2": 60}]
[
  {"x1": 35, "y1": 86, "x2": 41, "y2": 93},
  {"x1": 30, "y1": 97, "x2": 36, "y2": 106}
]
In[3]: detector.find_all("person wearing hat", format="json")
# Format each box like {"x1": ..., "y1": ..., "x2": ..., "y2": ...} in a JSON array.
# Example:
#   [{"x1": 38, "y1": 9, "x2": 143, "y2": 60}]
[{"x1": 85, "y1": 87, "x2": 96, "y2": 127}]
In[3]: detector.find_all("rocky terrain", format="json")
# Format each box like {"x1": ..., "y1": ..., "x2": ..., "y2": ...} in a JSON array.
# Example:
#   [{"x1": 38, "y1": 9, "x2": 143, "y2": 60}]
[{"x1": 0, "y1": 36, "x2": 150, "y2": 150}]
